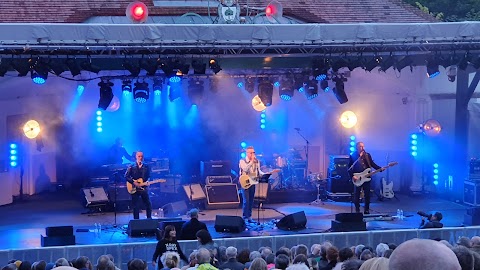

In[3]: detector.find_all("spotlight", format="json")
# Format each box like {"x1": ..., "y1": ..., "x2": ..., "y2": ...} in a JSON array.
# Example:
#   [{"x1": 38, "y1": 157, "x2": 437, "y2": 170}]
[
  {"x1": 258, "y1": 79, "x2": 273, "y2": 106},
  {"x1": 12, "y1": 59, "x2": 31, "y2": 77},
  {"x1": 31, "y1": 58, "x2": 49, "y2": 84},
  {"x1": 364, "y1": 56, "x2": 381, "y2": 72},
  {"x1": 123, "y1": 61, "x2": 141, "y2": 77},
  {"x1": 133, "y1": 80, "x2": 149, "y2": 103},
  {"x1": 152, "y1": 78, "x2": 163, "y2": 94},
  {"x1": 98, "y1": 80, "x2": 114, "y2": 110},
  {"x1": 169, "y1": 86, "x2": 182, "y2": 102},
  {"x1": 126, "y1": 1, "x2": 149, "y2": 23},
  {"x1": 81, "y1": 59, "x2": 101, "y2": 74},
  {"x1": 305, "y1": 80, "x2": 318, "y2": 100},
  {"x1": 48, "y1": 59, "x2": 67, "y2": 76},
  {"x1": 447, "y1": 66, "x2": 457, "y2": 82},
  {"x1": 177, "y1": 64, "x2": 190, "y2": 76},
  {"x1": 122, "y1": 79, "x2": 132, "y2": 94},
  {"x1": 209, "y1": 59, "x2": 222, "y2": 74},
  {"x1": 169, "y1": 75, "x2": 181, "y2": 83},
  {"x1": 192, "y1": 60, "x2": 206, "y2": 74},
  {"x1": 65, "y1": 59, "x2": 81, "y2": 77},
  {"x1": 31, "y1": 70, "x2": 47, "y2": 84},
  {"x1": 320, "y1": 80, "x2": 329, "y2": 92},
  {"x1": 294, "y1": 74, "x2": 308, "y2": 92},
  {"x1": 426, "y1": 56, "x2": 440, "y2": 78},
  {"x1": 188, "y1": 79, "x2": 204, "y2": 105},
  {"x1": 245, "y1": 77, "x2": 255, "y2": 93},
  {"x1": 332, "y1": 76, "x2": 348, "y2": 104},
  {"x1": 394, "y1": 56, "x2": 413, "y2": 72},
  {"x1": 312, "y1": 58, "x2": 330, "y2": 81},
  {"x1": 160, "y1": 60, "x2": 175, "y2": 77},
  {"x1": 141, "y1": 59, "x2": 159, "y2": 76},
  {"x1": 279, "y1": 77, "x2": 294, "y2": 101}
]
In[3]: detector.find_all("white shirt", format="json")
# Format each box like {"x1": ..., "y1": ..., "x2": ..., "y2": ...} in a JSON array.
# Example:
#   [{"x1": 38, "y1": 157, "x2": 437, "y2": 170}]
[{"x1": 239, "y1": 157, "x2": 264, "y2": 177}]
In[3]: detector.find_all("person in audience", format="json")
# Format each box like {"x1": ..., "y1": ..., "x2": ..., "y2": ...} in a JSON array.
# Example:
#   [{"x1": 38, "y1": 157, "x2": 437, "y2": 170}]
[
  {"x1": 219, "y1": 246, "x2": 244, "y2": 270},
  {"x1": 471, "y1": 236, "x2": 480, "y2": 254},
  {"x1": 196, "y1": 229, "x2": 219, "y2": 261},
  {"x1": 295, "y1": 245, "x2": 309, "y2": 258},
  {"x1": 105, "y1": 254, "x2": 120, "y2": 270},
  {"x1": 182, "y1": 250, "x2": 198, "y2": 270},
  {"x1": 359, "y1": 250, "x2": 372, "y2": 262},
  {"x1": 292, "y1": 255, "x2": 309, "y2": 267},
  {"x1": 317, "y1": 245, "x2": 329, "y2": 269},
  {"x1": 389, "y1": 239, "x2": 461, "y2": 270},
  {"x1": 332, "y1": 248, "x2": 354, "y2": 270},
  {"x1": 381, "y1": 250, "x2": 393, "y2": 259},
  {"x1": 374, "y1": 243, "x2": 389, "y2": 258},
  {"x1": 74, "y1": 256, "x2": 92, "y2": 270},
  {"x1": 310, "y1": 244, "x2": 322, "y2": 261},
  {"x1": 440, "y1": 240, "x2": 454, "y2": 249},
  {"x1": 451, "y1": 246, "x2": 474, "y2": 270},
  {"x1": 153, "y1": 225, "x2": 188, "y2": 269},
  {"x1": 457, "y1": 237, "x2": 473, "y2": 248},
  {"x1": 246, "y1": 251, "x2": 262, "y2": 269},
  {"x1": 249, "y1": 258, "x2": 267, "y2": 270},
  {"x1": 1, "y1": 264, "x2": 16, "y2": 270},
  {"x1": 32, "y1": 260, "x2": 47, "y2": 270},
  {"x1": 196, "y1": 248, "x2": 218, "y2": 270},
  {"x1": 419, "y1": 212, "x2": 443, "y2": 229},
  {"x1": 265, "y1": 254, "x2": 275, "y2": 270},
  {"x1": 471, "y1": 251, "x2": 480, "y2": 269},
  {"x1": 260, "y1": 247, "x2": 273, "y2": 260},
  {"x1": 386, "y1": 244, "x2": 396, "y2": 251},
  {"x1": 319, "y1": 247, "x2": 338, "y2": 270},
  {"x1": 127, "y1": 259, "x2": 147, "y2": 270},
  {"x1": 237, "y1": 249, "x2": 251, "y2": 265},
  {"x1": 290, "y1": 247, "x2": 297, "y2": 263},
  {"x1": 354, "y1": 245, "x2": 364, "y2": 260},
  {"x1": 217, "y1": 246, "x2": 227, "y2": 266},
  {"x1": 340, "y1": 259, "x2": 363, "y2": 270},
  {"x1": 181, "y1": 208, "x2": 208, "y2": 240},
  {"x1": 161, "y1": 252, "x2": 180, "y2": 270},
  {"x1": 286, "y1": 263, "x2": 309, "y2": 270},
  {"x1": 358, "y1": 258, "x2": 388, "y2": 270},
  {"x1": 275, "y1": 254, "x2": 290, "y2": 270},
  {"x1": 96, "y1": 255, "x2": 115, "y2": 270},
  {"x1": 308, "y1": 258, "x2": 319, "y2": 270},
  {"x1": 276, "y1": 247, "x2": 291, "y2": 259}
]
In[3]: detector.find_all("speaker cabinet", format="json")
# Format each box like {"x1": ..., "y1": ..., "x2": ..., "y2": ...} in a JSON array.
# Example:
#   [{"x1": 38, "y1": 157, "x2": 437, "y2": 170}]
[
  {"x1": 163, "y1": 200, "x2": 188, "y2": 217},
  {"x1": 276, "y1": 211, "x2": 307, "y2": 230},
  {"x1": 327, "y1": 155, "x2": 353, "y2": 194},
  {"x1": 183, "y1": 184, "x2": 206, "y2": 201},
  {"x1": 41, "y1": 235, "x2": 76, "y2": 247},
  {"x1": 205, "y1": 184, "x2": 240, "y2": 209},
  {"x1": 331, "y1": 212, "x2": 366, "y2": 232},
  {"x1": 214, "y1": 215, "x2": 245, "y2": 233},
  {"x1": 335, "y1": 213, "x2": 363, "y2": 223},
  {"x1": 46, "y1": 226, "x2": 74, "y2": 237},
  {"x1": 82, "y1": 187, "x2": 109, "y2": 207},
  {"x1": 127, "y1": 219, "x2": 160, "y2": 237}
]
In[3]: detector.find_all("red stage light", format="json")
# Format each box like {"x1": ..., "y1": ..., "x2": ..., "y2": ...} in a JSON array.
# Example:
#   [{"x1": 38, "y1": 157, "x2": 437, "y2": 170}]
[
  {"x1": 265, "y1": 0, "x2": 283, "y2": 23},
  {"x1": 126, "y1": 2, "x2": 149, "y2": 23},
  {"x1": 266, "y1": 5, "x2": 274, "y2": 16}
]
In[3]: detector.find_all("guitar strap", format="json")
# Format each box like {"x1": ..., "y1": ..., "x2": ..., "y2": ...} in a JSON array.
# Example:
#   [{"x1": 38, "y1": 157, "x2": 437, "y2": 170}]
[{"x1": 365, "y1": 153, "x2": 374, "y2": 169}]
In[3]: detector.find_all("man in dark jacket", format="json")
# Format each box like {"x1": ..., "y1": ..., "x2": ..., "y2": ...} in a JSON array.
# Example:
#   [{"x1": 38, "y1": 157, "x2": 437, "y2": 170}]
[
  {"x1": 219, "y1": 247, "x2": 245, "y2": 270},
  {"x1": 180, "y1": 208, "x2": 208, "y2": 240},
  {"x1": 419, "y1": 212, "x2": 444, "y2": 229}
]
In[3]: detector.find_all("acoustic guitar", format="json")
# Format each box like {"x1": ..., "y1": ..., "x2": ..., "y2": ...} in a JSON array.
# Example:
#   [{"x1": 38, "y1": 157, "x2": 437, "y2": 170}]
[
  {"x1": 239, "y1": 169, "x2": 281, "y2": 189},
  {"x1": 126, "y1": 178, "x2": 166, "y2": 194}
]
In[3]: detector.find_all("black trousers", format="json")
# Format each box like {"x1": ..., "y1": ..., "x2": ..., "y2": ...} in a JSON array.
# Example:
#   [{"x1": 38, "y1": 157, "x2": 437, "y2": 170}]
[
  {"x1": 354, "y1": 180, "x2": 371, "y2": 211},
  {"x1": 131, "y1": 190, "x2": 152, "y2": 219}
]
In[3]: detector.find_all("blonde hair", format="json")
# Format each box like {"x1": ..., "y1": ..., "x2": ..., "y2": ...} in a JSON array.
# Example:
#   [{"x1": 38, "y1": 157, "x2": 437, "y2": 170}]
[
  {"x1": 161, "y1": 252, "x2": 180, "y2": 269},
  {"x1": 359, "y1": 257, "x2": 389, "y2": 270}
]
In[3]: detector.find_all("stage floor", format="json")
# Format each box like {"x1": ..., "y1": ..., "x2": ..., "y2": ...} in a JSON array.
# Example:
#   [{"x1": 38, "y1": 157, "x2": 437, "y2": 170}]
[{"x1": 0, "y1": 191, "x2": 469, "y2": 250}]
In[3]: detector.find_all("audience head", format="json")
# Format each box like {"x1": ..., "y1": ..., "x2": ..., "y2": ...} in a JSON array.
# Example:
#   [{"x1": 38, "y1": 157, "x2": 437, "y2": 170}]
[
  {"x1": 275, "y1": 254, "x2": 290, "y2": 270},
  {"x1": 433, "y1": 212, "x2": 443, "y2": 222},
  {"x1": 188, "y1": 250, "x2": 198, "y2": 266},
  {"x1": 322, "y1": 241, "x2": 333, "y2": 249},
  {"x1": 218, "y1": 246, "x2": 227, "y2": 264},
  {"x1": 96, "y1": 256, "x2": 111, "y2": 270},
  {"x1": 250, "y1": 251, "x2": 262, "y2": 262},
  {"x1": 285, "y1": 263, "x2": 309, "y2": 270},
  {"x1": 237, "y1": 249, "x2": 251, "y2": 264},
  {"x1": 358, "y1": 257, "x2": 389, "y2": 270},
  {"x1": 382, "y1": 249, "x2": 393, "y2": 259},
  {"x1": 451, "y1": 246, "x2": 474, "y2": 270},
  {"x1": 326, "y1": 247, "x2": 339, "y2": 263},
  {"x1": 265, "y1": 254, "x2": 275, "y2": 265},
  {"x1": 387, "y1": 244, "x2": 397, "y2": 250},
  {"x1": 471, "y1": 236, "x2": 480, "y2": 247},
  {"x1": 197, "y1": 248, "x2": 212, "y2": 265},
  {"x1": 338, "y1": 247, "x2": 354, "y2": 262},
  {"x1": 375, "y1": 243, "x2": 389, "y2": 257},
  {"x1": 226, "y1": 246, "x2": 238, "y2": 259},
  {"x1": 389, "y1": 239, "x2": 461, "y2": 270},
  {"x1": 359, "y1": 250, "x2": 373, "y2": 261},
  {"x1": 127, "y1": 259, "x2": 146, "y2": 270},
  {"x1": 188, "y1": 208, "x2": 199, "y2": 219},
  {"x1": 457, "y1": 236, "x2": 472, "y2": 248},
  {"x1": 1, "y1": 264, "x2": 16, "y2": 270},
  {"x1": 310, "y1": 244, "x2": 321, "y2": 257},
  {"x1": 32, "y1": 261, "x2": 47, "y2": 270},
  {"x1": 295, "y1": 245, "x2": 308, "y2": 257},
  {"x1": 341, "y1": 259, "x2": 363, "y2": 270},
  {"x1": 74, "y1": 256, "x2": 91, "y2": 270},
  {"x1": 163, "y1": 225, "x2": 177, "y2": 240},
  {"x1": 292, "y1": 254, "x2": 309, "y2": 267},
  {"x1": 355, "y1": 245, "x2": 365, "y2": 259},
  {"x1": 276, "y1": 247, "x2": 291, "y2": 259},
  {"x1": 196, "y1": 229, "x2": 213, "y2": 245},
  {"x1": 260, "y1": 247, "x2": 273, "y2": 259},
  {"x1": 161, "y1": 252, "x2": 180, "y2": 269},
  {"x1": 249, "y1": 258, "x2": 267, "y2": 270}
]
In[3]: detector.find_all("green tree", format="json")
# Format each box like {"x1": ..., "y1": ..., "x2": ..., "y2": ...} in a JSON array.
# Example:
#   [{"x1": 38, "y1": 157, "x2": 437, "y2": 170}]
[{"x1": 404, "y1": 0, "x2": 480, "y2": 21}]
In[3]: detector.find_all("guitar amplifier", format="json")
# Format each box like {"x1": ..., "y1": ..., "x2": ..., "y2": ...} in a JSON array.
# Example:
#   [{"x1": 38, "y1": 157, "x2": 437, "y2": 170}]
[
  {"x1": 201, "y1": 161, "x2": 231, "y2": 178},
  {"x1": 205, "y1": 184, "x2": 240, "y2": 209},
  {"x1": 82, "y1": 187, "x2": 109, "y2": 207},
  {"x1": 206, "y1": 175, "x2": 232, "y2": 185}
]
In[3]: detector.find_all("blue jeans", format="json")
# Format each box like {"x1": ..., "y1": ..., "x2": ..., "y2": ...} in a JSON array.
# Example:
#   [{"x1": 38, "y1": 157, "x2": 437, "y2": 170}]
[{"x1": 242, "y1": 186, "x2": 256, "y2": 218}]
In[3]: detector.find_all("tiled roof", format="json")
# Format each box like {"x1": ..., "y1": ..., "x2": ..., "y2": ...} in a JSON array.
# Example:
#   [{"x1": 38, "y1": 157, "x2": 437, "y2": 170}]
[{"x1": 0, "y1": 0, "x2": 436, "y2": 23}]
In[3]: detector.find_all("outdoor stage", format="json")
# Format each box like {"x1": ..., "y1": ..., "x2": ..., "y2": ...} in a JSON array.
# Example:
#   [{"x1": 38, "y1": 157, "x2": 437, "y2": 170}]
[{"x1": 0, "y1": 190, "x2": 471, "y2": 251}]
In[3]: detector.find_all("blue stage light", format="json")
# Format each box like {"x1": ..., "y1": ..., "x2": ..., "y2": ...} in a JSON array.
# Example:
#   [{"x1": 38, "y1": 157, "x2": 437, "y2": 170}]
[
  {"x1": 97, "y1": 127, "x2": 103, "y2": 133},
  {"x1": 241, "y1": 152, "x2": 246, "y2": 158},
  {"x1": 240, "y1": 142, "x2": 247, "y2": 148},
  {"x1": 169, "y1": 76, "x2": 181, "y2": 83},
  {"x1": 350, "y1": 135, "x2": 356, "y2": 140},
  {"x1": 260, "y1": 124, "x2": 266, "y2": 129},
  {"x1": 237, "y1": 82, "x2": 244, "y2": 88},
  {"x1": 10, "y1": 161, "x2": 17, "y2": 167},
  {"x1": 274, "y1": 81, "x2": 280, "y2": 87}
]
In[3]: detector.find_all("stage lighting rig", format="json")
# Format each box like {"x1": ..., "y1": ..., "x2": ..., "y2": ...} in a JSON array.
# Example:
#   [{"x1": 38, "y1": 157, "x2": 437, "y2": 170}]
[
  {"x1": 123, "y1": 60, "x2": 141, "y2": 77},
  {"x1": 133, "y1": 80, "x2": 149, "y2": 103},
  {"x1": 258, "y1": 78, "x2": 273, "y2": 106},
  {"x1": 209, "y1": 59, "x2": 222, "y2": 74},
  {"x1": 98, "y1": 80, "x2": 114, "y2": 110},
  {"x1": 122, "y1": 79, "x2": 132, "y2": 94},
  {"x1": 426, "y1": 56, "x2": 440, "y2": 78},
  {"x1": 305, "y1": 80, "x2": 318, "y2": 100},
  {"x1": 192, "y1": 60, "x2": 206, "y2": 74}
]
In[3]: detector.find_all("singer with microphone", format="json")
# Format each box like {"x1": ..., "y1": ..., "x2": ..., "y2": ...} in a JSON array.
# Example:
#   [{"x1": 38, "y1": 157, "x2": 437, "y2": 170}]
[
  {"x1": 125, "y1": 151, "x2": 152, "y2": 219},
  {"x1": 348, "y1": 142, "x2": 384, "y2": 214},
  {"x1": 239, "y1": 146, "x2": 265, "y2": 223}
]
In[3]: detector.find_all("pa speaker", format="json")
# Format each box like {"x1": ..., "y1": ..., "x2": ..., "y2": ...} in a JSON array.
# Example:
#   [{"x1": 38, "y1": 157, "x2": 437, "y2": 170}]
[
  {"x1": 46, "y1": 226, "x2": 74, "y2": 237},
  {"x1": 214, "y1": 215, "x2": 245, "y2": 233},
  {"x1": 331, "y1": 220, "x2": 366, "y2": 232},
  {"x1": 335, "y1": 213, "x2": 363, "y2": 223},
  {"x1": 276, "y1": 211, "x2": 307, "y2": 230},
  {"x1": 163, "y1": 200, "x2": 188, "y2": 217},
  {"x1": 127, "y1": 219, "x2": 160, "y2": 237},
  {"x1": 41, "y1": 235, "x2": 76, "y2": 247}
]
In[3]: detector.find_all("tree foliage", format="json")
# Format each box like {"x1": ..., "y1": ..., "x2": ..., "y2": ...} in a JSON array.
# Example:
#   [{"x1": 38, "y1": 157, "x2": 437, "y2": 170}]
[{"x1": 404, "y1": 0, "x2": 480, "y2": 21}]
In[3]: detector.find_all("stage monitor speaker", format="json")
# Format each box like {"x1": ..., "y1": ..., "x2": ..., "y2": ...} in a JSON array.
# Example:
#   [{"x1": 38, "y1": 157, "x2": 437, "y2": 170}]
[
  {"x1": 82, "y1": 187, "x2": 109, "y2": 207},
  {"x1": 128, "y1": 219, "x2": 160, "y2": 237},
  {"x1": 41, "y1": 235, "x2": 76, "y2": 247},
  {"x1": 335, "y1": 213, "x2": 363, "y2": 223},
  {"x1": 205, "y1": 184, "x2": 240, "y2": 209},
  {"x1": 276, "y1": 211, "x2": 307, "y2": 231},
  {"x1": 46, "y1": 226, "x2": 74, "y2": 237},
  {"x1": 214, "y1": 215, "x2": 245, "y2": 233},
  {"x1": 331, "y1": 220, "x2": 366, "y2": 232},
  {"x1": 183, "y1": 184, "x2": 206, "y2": 201},
  {"x1": 163, "y1": 200, "x2": 188, "y2": 217},
  {"x1": 254, "y1": 183, "x2": 269, "y2": 200}
]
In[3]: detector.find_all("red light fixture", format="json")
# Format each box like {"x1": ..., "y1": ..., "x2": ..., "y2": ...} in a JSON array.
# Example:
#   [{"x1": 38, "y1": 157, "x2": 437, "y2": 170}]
[
  {"x1": 265, "y1": 0, "x2": 283, "y2": 23},
  {"x1": 126, "y1": 2, "x2": 149, "y2": 23}
]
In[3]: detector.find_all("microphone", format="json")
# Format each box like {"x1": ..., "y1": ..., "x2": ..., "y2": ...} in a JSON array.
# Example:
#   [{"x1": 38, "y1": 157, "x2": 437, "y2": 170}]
[{"x1": 294, "y1": 128, "x2": 300, "y2": 131}]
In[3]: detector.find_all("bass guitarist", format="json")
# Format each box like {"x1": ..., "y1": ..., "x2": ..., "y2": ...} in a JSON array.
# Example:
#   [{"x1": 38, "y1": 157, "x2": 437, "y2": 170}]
[
  {"x1": 125, "y1": 151, "x2": 152, "y2": 219},
  {"x1": 348, "y1": 142, "x2": 384, "y2": 214},
  {"x1": 239, "y1": 146, "x2": 265, "y2": 223}
]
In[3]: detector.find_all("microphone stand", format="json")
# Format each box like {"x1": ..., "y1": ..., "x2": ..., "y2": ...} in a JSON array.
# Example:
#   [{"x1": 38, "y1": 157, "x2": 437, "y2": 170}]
[{"x1": 295, "y1": 129, "x2": 310, "y2": 182}]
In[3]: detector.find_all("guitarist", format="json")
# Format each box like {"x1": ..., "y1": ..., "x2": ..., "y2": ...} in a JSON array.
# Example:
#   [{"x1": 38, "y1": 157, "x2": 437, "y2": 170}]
[
  {"x1": 125, "y1": 151, "x2": 152, "y2": 219},
  {"x1": 239, "y1": 146, "x2": 265, "y2": 223},
  {"x1": 348, "y1": 142, "x2": 384, "y2": 214}
]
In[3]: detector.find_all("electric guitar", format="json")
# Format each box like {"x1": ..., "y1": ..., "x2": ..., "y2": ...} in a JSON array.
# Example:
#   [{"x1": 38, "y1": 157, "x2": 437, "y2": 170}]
[
  {"x1": 352, "y1": 162, "x2": 398, "y2": 187},
  {"x1": 380, "y1": 177, "x2": 395, "y2": 199},
  {"x1": 239, "y1": 169, "x2": 281, "y2": 189},
  {"x1": 126, "y1": 178, "x2": 166, "y2": 194}
]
